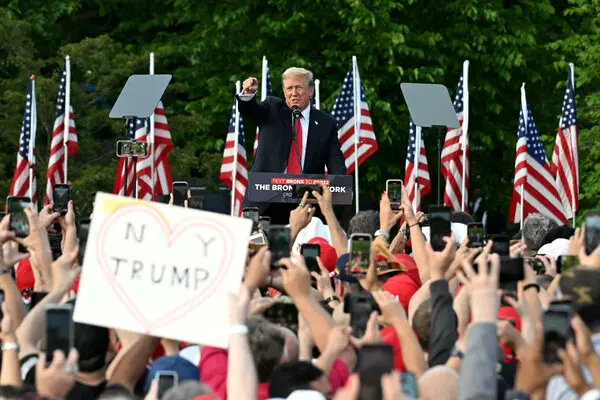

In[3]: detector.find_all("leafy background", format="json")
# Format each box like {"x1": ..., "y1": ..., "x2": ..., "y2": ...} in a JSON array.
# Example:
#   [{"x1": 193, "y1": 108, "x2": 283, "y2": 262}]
[{"x1": 0, "y1": 0, "x2": 599, "y2": 226}]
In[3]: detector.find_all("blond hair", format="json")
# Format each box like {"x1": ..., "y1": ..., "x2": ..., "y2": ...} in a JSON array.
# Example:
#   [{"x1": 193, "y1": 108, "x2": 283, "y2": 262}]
[{"x1": 282, "y1": 67, "x2": 314, "y2": 87}]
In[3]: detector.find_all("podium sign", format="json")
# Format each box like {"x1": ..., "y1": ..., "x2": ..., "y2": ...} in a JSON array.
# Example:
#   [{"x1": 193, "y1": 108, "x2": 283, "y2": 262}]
[{"x1": 247, "y1": 173, "x2": 353, "y2": 205}]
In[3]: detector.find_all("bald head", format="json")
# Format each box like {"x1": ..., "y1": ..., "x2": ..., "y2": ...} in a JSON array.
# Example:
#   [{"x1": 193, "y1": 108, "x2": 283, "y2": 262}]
[{"x1": 418, "y1": 366, "x2": 459, "y2": 400}]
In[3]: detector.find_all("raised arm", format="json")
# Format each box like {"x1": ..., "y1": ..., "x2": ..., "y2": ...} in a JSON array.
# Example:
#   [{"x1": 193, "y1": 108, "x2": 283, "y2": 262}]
[
  {"x1": 108, "y1": 335, "x2": 159, "y2": 392},
  {"x1": 236, "y1": 77, "x2": 270, "y2": 126},
  {"x1": 313, "y1": 183, "x2": 347, "y2": 257}
]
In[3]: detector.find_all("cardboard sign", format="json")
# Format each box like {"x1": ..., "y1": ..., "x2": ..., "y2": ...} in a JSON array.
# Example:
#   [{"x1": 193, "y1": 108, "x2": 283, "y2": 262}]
[{"x1": 73, "y1": 193, "x2": 252, "y2": 348}]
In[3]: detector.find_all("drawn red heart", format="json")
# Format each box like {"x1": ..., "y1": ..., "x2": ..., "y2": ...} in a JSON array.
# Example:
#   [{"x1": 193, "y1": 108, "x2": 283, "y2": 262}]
[{"x1": 95, "y1": 204, "x2": 235, "y2": 333}]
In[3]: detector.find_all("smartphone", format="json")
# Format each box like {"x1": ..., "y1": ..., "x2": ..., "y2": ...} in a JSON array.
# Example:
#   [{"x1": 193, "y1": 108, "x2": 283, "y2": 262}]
[
  {"x1": 45, "y1": 304, "x2": 74, "y2": 363},
  {"x1": 491, "y1": 234, "x2": 510, "y2": 256},
  {"x1": 249, "y1": 232, "x2": 267, "y2": 245},
  {"x1": 357, "y1": 344, "x2": 393, "y2": 400},
  {"x1": 259, "y1": 216, "x2": 271, "y2": 232},
  {"x1": 343, "y1": 292, "x2": 380, "y2": 338},
  {"x1": 300, "y1": 243, "x2": 321, "y2": 274},
  {"x1": 187, "y1": 196, "x2": 204, "y2": 210},
  {"x1": 349, "y1": 233, "x2": 372, "y2": 274},
  {"x1": 0, "y1": 289, "x2": 5, "y2": 321},
  {"x1": 52, "y1": 184, "x2": 70, "y2": 215},
  {"x1": 7, "y1": 196, "x2": 31, "y2": 238},
  {"x1": 499, "y1": 257, "x2": 525, "y2": 295},
  {"x1": 429, "y1": 206, "x2": 452, "y2": 251},
  {"x1": 400, "y1": 372, "x2": 419, "y2": 399},
  {"x1": 386, "y1": 179, "x2": 403, "y2": 212},
  {"x1": 172, "y1": 181, "x2": 188, "y2": 207},
  {"x1": 78, "y1": 219, "x2": 91, "y2": 266},
  {"x1": 584, "y1": 211, "x2": 600, "y2": 255},
  {"x1": 156, "y1": 371, "x2": 179, "y2": 398},
  {"x1": 269, "y1": 226, "x2": 291, "y2": 266},
  {"x1": 116, "y1": 140, "x2": 148, "y2": 157},
  {"x1": 264, "y1": 303, "x2": 299, "y2": 333},
  {"x1": 243, "y1": 207, "x2": 260, "y2": 231},
  {"x1": 543, "y1": 302, "x2": 574, "y2": 364},
  {"x1": 467, "y1": 222, "x2": 485, "y2": 248},
  {"x1": 557, "y1": 255, "x2": 579, "y2": 274},
  {"x1": 296, "y1": 185, "x2": 322, "y2": 203}
]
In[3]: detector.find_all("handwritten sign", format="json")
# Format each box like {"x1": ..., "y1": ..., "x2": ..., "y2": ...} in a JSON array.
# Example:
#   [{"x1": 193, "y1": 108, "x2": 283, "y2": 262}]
[{"x1": 73, "y1": 193, "x2": 252, "y2": 348}]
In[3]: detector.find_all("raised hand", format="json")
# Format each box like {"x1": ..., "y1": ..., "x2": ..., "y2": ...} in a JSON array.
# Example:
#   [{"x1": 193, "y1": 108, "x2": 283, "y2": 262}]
[
  {"x1": 38, "y1": 203, "x2": 61, "y2": 230},
  {"x1": 36, "y1": 349, "x2": 79, "y2": 398},
  {"x1": 310, "y1": 257, "x2": 335, "y2": 299},
  {"x1": 280, "y1": 255, "x2": 311, "y2": 300},
  {"x1": 242, "y1": 77, "x2": 258, "y2": 94},
  {"x1": 313, "y1": 183, "x2": 333, "y2": 215},
  {"x1": 243, "y1": 246, "x2": 271, "y2": 292},
  {"x1": 380, "y1": 192, "x2": 403, "y2": 233}
]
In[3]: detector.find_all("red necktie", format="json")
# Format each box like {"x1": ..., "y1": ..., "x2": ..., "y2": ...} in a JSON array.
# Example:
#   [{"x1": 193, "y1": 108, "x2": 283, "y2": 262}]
[{"x1": 287, "y1": 117, "x2": 303, "y2": 174}]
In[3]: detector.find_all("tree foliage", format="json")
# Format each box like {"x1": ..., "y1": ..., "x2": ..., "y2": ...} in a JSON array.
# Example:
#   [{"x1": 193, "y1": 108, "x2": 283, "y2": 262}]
[{"x1": 0, "y1": 0, "x2": 597, "y2": 221}]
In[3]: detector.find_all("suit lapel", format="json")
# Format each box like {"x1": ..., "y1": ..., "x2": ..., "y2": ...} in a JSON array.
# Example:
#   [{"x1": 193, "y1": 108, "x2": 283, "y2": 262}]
[
  {"x1": 279, "y1": 106, "x2": 293, "y2": 171},
  {"x1": 304, "y1": 109, "x2": 321, "y2": 173}
]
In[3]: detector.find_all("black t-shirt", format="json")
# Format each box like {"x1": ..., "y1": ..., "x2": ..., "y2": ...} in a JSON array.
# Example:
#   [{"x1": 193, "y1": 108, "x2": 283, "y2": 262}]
[{"x1": 67, "y1": 381, "x2": 107, "y2": 400}]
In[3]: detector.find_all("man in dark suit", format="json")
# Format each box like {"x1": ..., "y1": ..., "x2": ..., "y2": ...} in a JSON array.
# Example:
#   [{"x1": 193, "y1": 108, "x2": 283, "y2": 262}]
[{"x1": 237, "y1": 67, "x2": 347, "y2": 175}]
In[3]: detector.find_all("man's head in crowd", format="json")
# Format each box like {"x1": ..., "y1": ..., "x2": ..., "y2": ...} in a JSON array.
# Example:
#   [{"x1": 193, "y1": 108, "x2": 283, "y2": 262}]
[
  {"x1": 522, "y1": 213, "x2": 559, "y2": 252},
  {"x1": 247, "y1": 316, "x2": 286, "y2": 383},
  {"x1": 348, "y1": 210, "x2": 379, "y2": 236},
  {"x1": 418, "y1": 366, "x2": 459, "y2": 400},
  {"x1": 66, "y1": 299, "x2": 110, "y2": 374},
  {"x1": 268, "y1": 361, "x2": 331, "y2": 399},
  {"x1": 411, "y1": 299, "x2": 432, "y2": 354},
  {"x1": 450, "y1": 211, "x2": 474, "y2": 225},
  {"x1": 282, "y1": 67, "x2": 314, "y2": 110},
  {"x1": 540, "y1": 224, "x2": 575, "y2": 247}
]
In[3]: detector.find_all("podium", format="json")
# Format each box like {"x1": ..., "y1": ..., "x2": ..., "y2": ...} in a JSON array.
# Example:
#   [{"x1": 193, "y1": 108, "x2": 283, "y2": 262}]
[{"x1": 246, "y1": 173, "x2": 353, "y2": 224}]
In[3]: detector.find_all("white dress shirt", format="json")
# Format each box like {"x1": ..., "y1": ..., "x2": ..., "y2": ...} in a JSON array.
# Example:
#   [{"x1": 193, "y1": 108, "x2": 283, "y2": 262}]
[{"x1": 238, "y1": 91, "x2": 310, "y2": 171}]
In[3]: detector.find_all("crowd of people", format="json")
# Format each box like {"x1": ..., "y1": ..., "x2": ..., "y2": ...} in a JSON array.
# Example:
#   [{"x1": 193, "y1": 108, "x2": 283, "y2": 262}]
[{"x1": 0, "y1": 181, "x2": 598, "y2": 400}]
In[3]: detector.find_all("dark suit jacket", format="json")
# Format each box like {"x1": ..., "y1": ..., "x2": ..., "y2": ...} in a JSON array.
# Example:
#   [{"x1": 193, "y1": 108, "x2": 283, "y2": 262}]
[{"x1": 236, "y1": 95, "x2": 347, "y2": 175}]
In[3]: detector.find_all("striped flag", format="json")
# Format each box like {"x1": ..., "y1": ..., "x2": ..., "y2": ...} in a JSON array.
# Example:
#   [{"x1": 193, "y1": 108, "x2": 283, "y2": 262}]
[
  {"x1": 112, "y1": 102, "x2": 173, "y2": 199},
  {"x1": 441, "y1": 62, "x2": 469, "y2": 211},
  {"x1": 404, "y1": 121, "x2": 431, "y2": 211},
  {"x1": 331, "y1": 66, "x2": 377, "y2": 174},
  {"x1": 220, "y1": 102, "x2": 248, "y2": 217},
  {"x1": 253, "y1": 59, "x2": 272, "y2": 156},
  {"x1": 9, "y1": 76, "x2": 37, "y2": 207},
  {"x1": 550, "y1": 66, "x2": 578, "y2": 219},
  {"x1": 509, "y1": 85, "x2": 567, "y2": 224},
  {"x1": 45, "y1": 63, "x2": 78, "y2": 204}
]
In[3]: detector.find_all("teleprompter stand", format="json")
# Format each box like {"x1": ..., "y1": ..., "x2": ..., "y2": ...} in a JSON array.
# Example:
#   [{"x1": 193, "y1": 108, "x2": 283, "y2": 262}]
[
  {"x1": 400, "y1": 83, "x2": 460, "y2": 205},
  {"x1": 109, "y1": 74, "x2": 171, "y2": 198}
]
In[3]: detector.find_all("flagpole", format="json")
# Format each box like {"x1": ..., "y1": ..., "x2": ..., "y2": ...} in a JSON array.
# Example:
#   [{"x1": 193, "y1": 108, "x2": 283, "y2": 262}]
[
  {"x1": 261, "y1": 56, "x2": 268, "y2": 102},
  {"x1": 520, "y1": 83, "x2": 527, "y2": 230},
  {"x1": 460, "y1": 60, "x2": 469, "y2": 212},
  {"x1": 569, "y1": 63, "x2": 577, "y2": 227},
  {"x1": 413, "y1": 125, "x2": 422, "y2": 213},
  {"x1": 231, "y1": 81, "x2": 241, "y2": 216},
  {"x1": 352, "y1": 56, "x2": 360, "y2": 214},
  {"x1": 149, "y1": 52, "x2": 156, "y2": 200},
  {"x1": 29, "y1": 75, "x2": 37, "y2": 207},
  {"x1": 63, "y1": 56, "x2": 71, "y2": 184},
  {"x1": 315, "y1": 79, "x2": 320, "y2": 110}
]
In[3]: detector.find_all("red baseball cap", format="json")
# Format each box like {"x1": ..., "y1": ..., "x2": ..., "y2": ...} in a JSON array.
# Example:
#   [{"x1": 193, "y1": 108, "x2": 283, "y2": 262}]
[
  {"x1": 380, "y1": 325, "x2": 406, "y2": 371},
  {"x1": 381, "y1": 273, "x2": 420, "y2": 313},
  {"x1": 307, "y1": 237, "x2": 337, "y2": 272},
  {"x1": 16, "y1": 259, "x2": 34, "y2": 301},
  {"x1": 392, "y1": 254, "x2": 421, "y2": 286}
]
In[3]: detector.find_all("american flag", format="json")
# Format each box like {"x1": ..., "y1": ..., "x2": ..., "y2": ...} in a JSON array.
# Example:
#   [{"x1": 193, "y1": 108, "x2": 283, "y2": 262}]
[
  {"x1": 220, "y1": 102, "x2": 248, "y2": 217},
  {"x1": 509, "y1": 86, "x2": 567, "y2": 224},
  {"x1": 331, "y1": 66, "x2": 377, "y2": 174},
  {"x1": 550, "y1": 67, "x2": 578, "y2": 219},
  {"x1": 45, "y1": 65, "x2": 78, "y2": 204},
  {"x1": 441, "y1": 63, "x2": 469, "y2": 212},
  {"x1": 9, "y1": 76, "x2": 37, "y2": 206},
  {"x1": 253, "y1": 64, "x2": 272, "y2": 156},
  {"x1": 404, "y1": 121, "x2": 431, "y2": 210},
  {"x1": 112, "y1": 102, "x2": 173, "y2": 199}
]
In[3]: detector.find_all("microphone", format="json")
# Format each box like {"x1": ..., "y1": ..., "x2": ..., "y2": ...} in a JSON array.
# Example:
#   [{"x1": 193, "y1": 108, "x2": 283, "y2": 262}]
[{"x1": 291, "y1": 105, "x2": 302, "y2": 119}]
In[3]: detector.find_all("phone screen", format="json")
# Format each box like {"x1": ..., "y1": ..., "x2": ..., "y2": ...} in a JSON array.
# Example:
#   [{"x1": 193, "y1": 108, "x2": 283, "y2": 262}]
[
  {"x1": 45, "y1": 306, "x2": 73, "y2": 363},
  {"x1": 358, "y1": 344, "x2": 393, "y2": 400},
  {"x1": 243, "y1": 208, "x2": 259, "y2": 230},
  {"x1": 585, "y1": 212, "x2": 600, "y2": 255},
  {"x1": 491, "y1": 235, "x2": 510, "y2": 256},
  {"x1": 557, "y1": 255, "x2": 579, "y2": 273},
  {"x1": 296, "y1": 185, "x2": 322, "y2": 201},
  {"x1": 188, "y1": 196, "x2": 204, "y2": 210},
  {"x1": 172, "y1": 182, "x2": 188, "y2": 206},
  {"x1": 344, "y1": 293, "x2": 379, "y2": 338},
  {"x1": 429, "y1": 206, "x2": 451, "y2": 251},
  {"x1": 53, "y1": 185, "x2": 70, "y2": 214},
  {"x1": 387, "y1": 180, "x2": 403, "y2": 210},
  {"x1": 350, "y1": 234, "x2": 371, "y2": 272},
  {"x1": 543, "y1": 305, "x2": 573, "y2": 364},
  {"x1": 400, "y1": 372, "x2": 419, "y2": 399},
  {"x1": 78, "y1": 220, "x2": 91, "y2": 266},
  {"x1": 8, "y1": 197, "x2": 31, "y2": 238},
  {"x1": 157, "y1": 372, "x2": 178, "y2": 398},
  {"x1": 499, "y1": 257, "x2": 525, "y2": 294},
  {"x1": 301, "y1": 244, "x2": 320, "y2": 273},
  {"x1": 269, "y1": 227, "x2": 290, "y2": 262},
  {"x1": 259, "y1": 216, "x2": 271, "y2": 232},
  {"x1": 467, "y1": 223, "x2": 484, "y2": 248}
]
